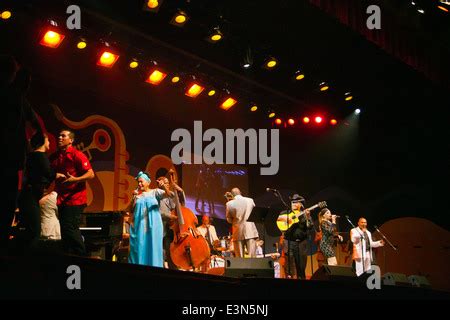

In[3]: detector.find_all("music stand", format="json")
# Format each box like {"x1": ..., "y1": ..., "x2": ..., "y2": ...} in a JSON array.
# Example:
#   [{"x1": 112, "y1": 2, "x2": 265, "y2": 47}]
[{"x1": 248, "y1": 206, "x2": 281, "y2": 256}]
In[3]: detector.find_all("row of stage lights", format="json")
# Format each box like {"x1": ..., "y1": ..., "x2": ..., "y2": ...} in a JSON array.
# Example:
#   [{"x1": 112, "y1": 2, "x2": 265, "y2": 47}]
[
  {"x1": 1, "y1": 10, "x2": 360, "y2": 123},
  {"x1": 272, "y1": 109, "x2": 361, "y2": 128}
]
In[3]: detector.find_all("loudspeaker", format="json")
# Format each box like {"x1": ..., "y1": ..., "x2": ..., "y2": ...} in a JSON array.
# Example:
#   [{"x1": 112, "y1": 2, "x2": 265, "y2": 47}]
[
  {"x1": 223, "y1": 257, "x2": 274, "y2": 278},
  {"x1": 382, "y1": 273, "x2": 410, "y2": 286},
  {"x1": 310, "y1": 265, "x2": 357, "y2": 282},
  {"x1": 408, "y1": 275, "x2": 431, "y2": 288}
]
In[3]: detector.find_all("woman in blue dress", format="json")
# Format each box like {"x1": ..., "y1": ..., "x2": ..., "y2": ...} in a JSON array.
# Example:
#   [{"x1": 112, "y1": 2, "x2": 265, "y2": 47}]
[{"x1": 128, "y1": 171, "x2": 172, "y2": 267}]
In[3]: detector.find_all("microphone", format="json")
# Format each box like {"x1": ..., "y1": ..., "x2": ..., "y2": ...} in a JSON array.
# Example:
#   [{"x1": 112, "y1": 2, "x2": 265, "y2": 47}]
[
  {"x1": 333, "y1": 215, "x2": 341, "y2": 218},
  {"x1": 345, "y1": 215, "x2": 349, "y2": 219},
  {"x1": 266, "y1": 188, "x2": 278, "y2": 192}
]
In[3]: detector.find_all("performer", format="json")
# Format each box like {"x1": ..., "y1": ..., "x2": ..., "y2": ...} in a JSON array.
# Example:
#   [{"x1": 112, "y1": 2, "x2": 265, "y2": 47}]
[
  {"x1": 350, "y1": 217, "x2": 384, "y2": 276},
  {"x1": 225, "y1": 188, "x2": 259, "y2": 258},
  {"x1": 128, "y1": 171, "x2": 172, "y2": 267},
  {"x1": 156, "y1": 175, "x2": 184, "y2": 269},
  {"x1": 50, "y1": 129, "x2": 94, "y2": 256},
  {"x1": 278, "y1": 194, "x2": 313, "y2": 279},
  {"x1": 197, "y1": 214, "x2": 219, "y2": 252},
  {"x1": 318, "y1": 208, "x2": 343, "y2": 266}
]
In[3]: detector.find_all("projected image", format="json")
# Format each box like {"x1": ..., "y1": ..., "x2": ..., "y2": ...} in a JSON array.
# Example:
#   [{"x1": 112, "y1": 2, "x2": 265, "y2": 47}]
[{"x1": 182, "y1": 164, "x2": 248, "y2": 220}]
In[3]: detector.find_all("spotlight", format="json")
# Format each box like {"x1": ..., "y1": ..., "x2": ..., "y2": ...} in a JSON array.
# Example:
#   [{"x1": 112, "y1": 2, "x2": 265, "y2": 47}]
[
  {"x1": 129, "y1": 60, "x2": 139, "y2": 69},
  {"x1": 287, "y1": 118, "x2": 295, "y2": 126},
  {"x1": 319, "y1": 82, "x2": 329, "y2": 91},
  {"x1": 206, "y1": 27, "x2": 223, "y2": 43},
  {"x1": 314, "y1": 116, "x2": 323, "y2": 124},
  {"x1": 274, "y1": 118, "x2": 283, "y2": 126},
  {"x1": 146, "y1": 69, "x2": 167, "y2": 85},
  {"x1": 250, "y1": 104, "x2": 258, "y2": 112},
  {"x1": 185, "y1": 83, "x2": 205, "y2": 98},
  {"x1": 1, "y1": 10, "x2": 12, "y2": 20},
  {"x1": 417, "y1": 9, "x2": 425, "y2": 14},
  {"x1": 294, "y1": 70, "x2": 305, "y2": 81},
  {"x1": 344, "y1": 92, "x2": 353, "y2": 101},
  {"x1": 171, "y1": 75, "x2": 180, "y2": 83},
  {"x1": 143, "y1": 0, "x2": 163, "y2": 13},
  {"x1": 330, "y1": 119, "x2": 337, "y2": 125},
  {"x1": 170, "y1": 10, "x2": 188, "y2": 27},
  {"x1": 303, "y1": 117, "x2": 310, "y2": 124},
  {"x1": 263, "y1": 57, "x2": 278, "y2": 69},
  {"x1": 438, "y1": 5, "x2": 449, "y2": 12},
  {"x1": 39, "y1": 22, "x2": 65, "y2": 49},
  {"x1": 220, "y1": 97, "x2": 237, "y2": 110},
  {"x1": 268, "y1": 111, "x2": 276, "y2": 118},
  {"x1": 207, "y1": 89, "x2": 216, "y2": 96},
  {"x1": 355, "y1": 108, "x2": 361, "y2": 114},
  {"x1": 97, "y1": 50, "x2": 120, "y2": 68},
  {"x1": 76, "y1": 38, "x2": 87, "y2": 49},
  {"x1": 241, "y1": 47, "x2": 253, "y2": 69}
]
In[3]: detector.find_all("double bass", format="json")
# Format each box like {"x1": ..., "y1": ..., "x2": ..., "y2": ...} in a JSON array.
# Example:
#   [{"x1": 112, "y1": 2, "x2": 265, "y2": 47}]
[{"x1": 168, "y1": 170, "x2": 210, "y2": 270}]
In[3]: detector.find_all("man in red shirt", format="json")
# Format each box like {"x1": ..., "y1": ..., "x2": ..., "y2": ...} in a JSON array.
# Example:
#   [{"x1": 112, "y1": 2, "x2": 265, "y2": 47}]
[{"x1": 50, "y1": 129, "x2": 94, "y2": 256}]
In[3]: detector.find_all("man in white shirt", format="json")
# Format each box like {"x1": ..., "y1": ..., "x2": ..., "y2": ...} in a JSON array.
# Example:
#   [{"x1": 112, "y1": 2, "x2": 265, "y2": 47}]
[
  {"x1": 350, "y1": 217, "x2": 384, "y2": 276},
  {"x1": 225, "y1": 188, "x2": 259, "y2": 258},
  {"x1": 197, "y1": 215, "x2": 219, "y2": 250}
]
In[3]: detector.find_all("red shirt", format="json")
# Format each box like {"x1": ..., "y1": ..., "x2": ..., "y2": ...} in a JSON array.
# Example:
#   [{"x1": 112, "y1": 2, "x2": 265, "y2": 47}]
[{"x1": 50, "y1": 145, "x2": 92, "y2": 206}]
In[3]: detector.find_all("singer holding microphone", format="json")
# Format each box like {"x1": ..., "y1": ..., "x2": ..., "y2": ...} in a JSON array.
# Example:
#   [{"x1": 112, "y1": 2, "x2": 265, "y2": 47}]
[
  {"x1": 318, "y1": 208, "x2": 343, "y2": 266},
  {"x1": 128, "y1": 171, "x2": 173, "y2": 267}
]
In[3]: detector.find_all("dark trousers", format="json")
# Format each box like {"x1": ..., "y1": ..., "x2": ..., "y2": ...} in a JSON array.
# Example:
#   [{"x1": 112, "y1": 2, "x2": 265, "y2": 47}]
[
  {"x1": 58, "y1": 205, "x2": 86, "y2": 256},
  {"x1": 17, "y1": 187, "x2": 42, "y2": 250},
  {"x1": 163, "y1": 227, "x2": 177, "y2": 269},
  {"x1": 0, "y1": 170, "x2": 19, "y2": 250},
  {"x1": 284, "y1": 240, "x2": 308, "y2": 279}
]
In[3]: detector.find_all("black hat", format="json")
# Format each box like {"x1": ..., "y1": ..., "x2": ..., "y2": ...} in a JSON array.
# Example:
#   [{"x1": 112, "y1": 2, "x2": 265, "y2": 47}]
[{"x1": 289, "y1": 194, "x2": 305, "y2": 203}]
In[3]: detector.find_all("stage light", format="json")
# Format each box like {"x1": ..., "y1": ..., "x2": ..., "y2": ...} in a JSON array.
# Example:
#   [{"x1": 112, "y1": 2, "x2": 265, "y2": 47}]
[
  {"x1": 303, "y1": 117, "x2": 310, "y2": 124},
  {"x1": 268, "y1": 111, "x2": 276, "y2": 118},
  {"x1": 39, "y1": 30, "x2": 65, "y2": 48},
  {"x1": 207, "y1": 89, "x2": 216, "y2": 96},
  {"x1": 97, "y1": 51, "x2": 119, "y2": 68},
  {"x1": 274, "y1": 118, "x2": 283, "y2": 125},
  {"x1": 241, "y1": 47, "x2": 253, "y2": 69},
  {"x1": 220, "y1": 97, "x2": 237, "y2": 110},
  {"x1": 417, "y1": 9, "x2": 425, "y2": 14},
  {"x1": 319, "y1": 82, "x2": 329, "y2": 91},
  {"x1": 1, "y1": 10, "x2": 12, "y2": 20},
  {"x1": 143, "y1": 0, "x2": 163, "y2": 13},
  {"x1": 344, "y1": 92, "x2": 353, "y2": 101},
  {"x1": 171, "y1": 76, "x2": 180, "y2": 83},
  {"x1": 146, "y1": 69, "x2": 167, "y2": 85},
  {"x1": 287, "y1": 118, "x2": 295, "y2": 126},
  {"x1": 129, "y1": 60, "x2": 139, "y2": 69},
  {"x1": 438, "y1": 5, "x2": 449, "y2": 12},
  {"x1": 315, "y1": 116, "x2": 323, "y2": 124},
  {"x1": 330, "y1": 119, "x2": 337, "y2": 125},
  {"x1": 76, "y1": 39, "x2": 87, "y2": 49},
  {"x1": 170, "y1": 10, "x2": 188, "y2": 27},
  {"x1": 206, "y1": 27, "x2": 223, "y2": 43},
  {"x1": 294, "y1": 70, "x2": 305, "y2": 81},
  {"x1": 355, "y1": 108, "x2": 361, "y2": 114},
  {"x1": 185, "y1": 83, "x2": 205, "y2": 98},
  {"x1": 263, "y1": 57, "x2": 278, "y2": 69},
  {"x1": 250, "y1": 105, "x2": 258, "y2": 112}
]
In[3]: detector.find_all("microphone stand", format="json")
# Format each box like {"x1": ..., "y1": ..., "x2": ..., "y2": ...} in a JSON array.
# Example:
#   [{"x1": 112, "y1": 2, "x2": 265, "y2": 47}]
[
  {"x1": 345, "y1": 215, "x2": 366, "y2": 274},
  {"x1": 274, "y1": 190, "x2": 292, "y2": 278},
  {"x1": 374, "y1": 225, "x2": 397, "y2": 273}
]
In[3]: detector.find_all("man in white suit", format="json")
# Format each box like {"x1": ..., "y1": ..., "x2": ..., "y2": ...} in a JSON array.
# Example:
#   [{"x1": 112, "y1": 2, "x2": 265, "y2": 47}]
[
  {"x1": 226, "y1": 188, "x2": 259, "y2": 258},
  {"x1": 350, "y1": 217, "x2": 384, "y2": 276}
]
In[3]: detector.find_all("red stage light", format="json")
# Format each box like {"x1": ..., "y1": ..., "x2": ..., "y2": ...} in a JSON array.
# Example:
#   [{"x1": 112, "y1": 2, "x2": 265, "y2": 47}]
[
  {"x1": 185, "y1": 83, "x2": 205, "y2": 98},
  {"x1": 330, "y1": 119, "x2": 337, "y2": 125},
  {"x1": 303, "y1": 117, "x2": 310, "y2": 124},
  {"x1": 275, "y1": 118, "x2": 283, "y2": 125},
  {"x1": 97, "y1": 51, "x2": 119, "y2": 68},
  {"x1": 146, "y1": 69, "x2": 167, "y2": 85},
  {"x1": 39, "y1": 30, "x2": 65, "y2": 48},
  {"x1": 287, "y1": 118, "x2": 295, "y2": 125},
  {"x1": 315, "y1": 116, "x2": 323, "y2": 124},
  {"x1": 220, "y1": 97, "x2": 237, "y2": 110}
]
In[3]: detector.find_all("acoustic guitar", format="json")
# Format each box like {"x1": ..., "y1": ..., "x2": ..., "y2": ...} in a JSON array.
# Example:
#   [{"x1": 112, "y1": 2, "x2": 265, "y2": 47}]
[{"x1": 276, "y1": 201, "x2": 327, "y2": 232}]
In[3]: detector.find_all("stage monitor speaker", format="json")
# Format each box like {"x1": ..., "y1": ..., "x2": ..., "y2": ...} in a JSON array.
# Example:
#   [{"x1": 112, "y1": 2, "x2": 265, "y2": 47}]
[
  {"x1": 408, "y1": 275, "x2": 431, "y2": 288},
  {"x1": 382, "y1": 273, "x2": 410, "y2": 286},
  {"x1": 224, "y1": 257, "x2": 274, "y2": 278},
  {"x1": 310, "y1": 265, "x2": 357, "y2": 282}
]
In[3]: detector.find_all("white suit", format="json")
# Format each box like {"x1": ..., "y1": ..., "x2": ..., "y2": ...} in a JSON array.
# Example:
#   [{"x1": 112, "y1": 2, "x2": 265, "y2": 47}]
[
  {"x1": 350, "y1": 227, "x2": 383, "y2": 276},
  {"x1": 226, "y1": 195, "x2": 259, "y2": 257}
]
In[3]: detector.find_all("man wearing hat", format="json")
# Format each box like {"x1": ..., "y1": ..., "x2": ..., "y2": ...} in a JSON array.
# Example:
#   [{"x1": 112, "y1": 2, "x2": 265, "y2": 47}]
[{"x1": 278, "y1": 194, "x2": 313, "y2": 279}]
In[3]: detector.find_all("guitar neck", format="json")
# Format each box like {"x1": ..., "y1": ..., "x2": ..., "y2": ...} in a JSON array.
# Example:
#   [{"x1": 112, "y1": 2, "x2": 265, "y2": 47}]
[{"x1": 294, "y1": 204, "x2": 319, "y2": 218}]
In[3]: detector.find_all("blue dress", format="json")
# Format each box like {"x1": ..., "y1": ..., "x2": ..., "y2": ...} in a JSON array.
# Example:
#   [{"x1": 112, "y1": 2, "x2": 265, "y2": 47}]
[{"x1": 128, "y1": 189, "x2": 164, "y2": 267}]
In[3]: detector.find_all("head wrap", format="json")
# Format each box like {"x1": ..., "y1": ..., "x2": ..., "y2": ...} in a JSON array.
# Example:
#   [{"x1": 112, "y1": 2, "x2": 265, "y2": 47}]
[{"x1": 135, "y1": 171, "x2": 151, "y2": 182}]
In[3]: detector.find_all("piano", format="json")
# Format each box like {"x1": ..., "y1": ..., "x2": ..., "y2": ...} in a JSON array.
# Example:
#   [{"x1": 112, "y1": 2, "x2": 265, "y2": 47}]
[{"x1": 80, "y1": 211, "x2": 125, "y2": 260}]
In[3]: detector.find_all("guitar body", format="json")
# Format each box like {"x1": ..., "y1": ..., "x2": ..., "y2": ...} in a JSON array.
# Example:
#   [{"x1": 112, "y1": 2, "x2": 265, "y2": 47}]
[{"x1": 276, "y1": 201, "x2": 327, "y2": 232}]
